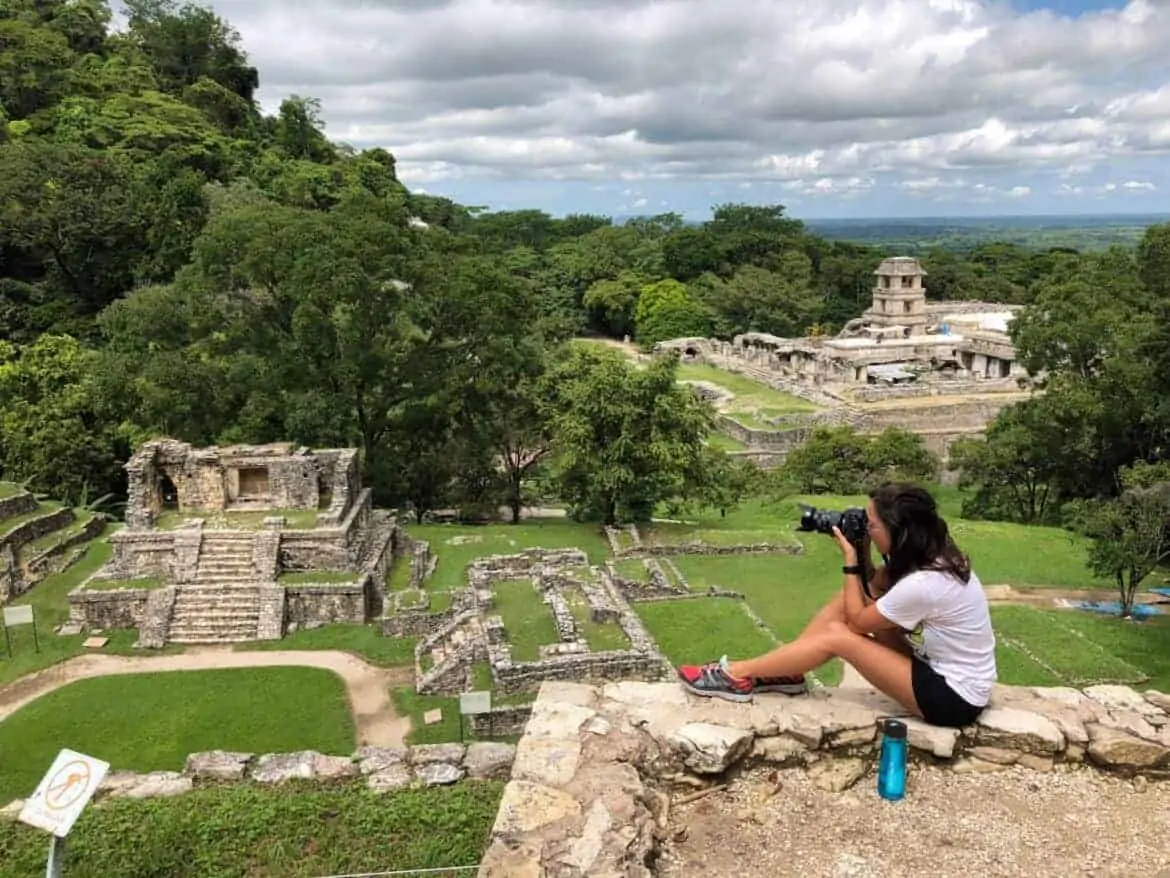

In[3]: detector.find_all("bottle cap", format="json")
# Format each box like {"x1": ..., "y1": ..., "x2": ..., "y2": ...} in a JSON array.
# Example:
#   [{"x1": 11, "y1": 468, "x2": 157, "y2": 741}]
[{"x1": 882, "y1": 718, "x2": 907, "y2": 739}]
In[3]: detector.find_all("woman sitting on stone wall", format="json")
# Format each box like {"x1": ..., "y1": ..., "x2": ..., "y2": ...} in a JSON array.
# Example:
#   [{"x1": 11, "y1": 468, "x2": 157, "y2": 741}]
[{"x1": 676, "y1": 482, "x2": 997, "y2": 729}]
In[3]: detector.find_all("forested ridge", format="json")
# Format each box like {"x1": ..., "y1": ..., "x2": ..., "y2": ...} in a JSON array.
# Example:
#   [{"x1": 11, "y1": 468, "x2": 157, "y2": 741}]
[{"x1": 3, "y1": 0, "x2": 1170, "y2": 538}]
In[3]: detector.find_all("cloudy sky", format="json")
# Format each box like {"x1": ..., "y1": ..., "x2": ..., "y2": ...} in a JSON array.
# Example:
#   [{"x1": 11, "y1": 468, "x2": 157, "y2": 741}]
[{"x1": 184, "y1": 0, "x2": 1169, "y2": 220}]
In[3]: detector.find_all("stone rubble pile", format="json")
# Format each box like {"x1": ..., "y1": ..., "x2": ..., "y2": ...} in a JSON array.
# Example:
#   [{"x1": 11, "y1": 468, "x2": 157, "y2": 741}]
[{"x1": 477, "y1": 680, "x2": 1170, "y2": 878}]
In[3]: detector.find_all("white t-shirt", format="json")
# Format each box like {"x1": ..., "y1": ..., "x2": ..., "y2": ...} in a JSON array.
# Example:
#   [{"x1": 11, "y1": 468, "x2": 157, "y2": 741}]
[{"x1": 875, "y1": 567, "x2": 997, "y2": 707}]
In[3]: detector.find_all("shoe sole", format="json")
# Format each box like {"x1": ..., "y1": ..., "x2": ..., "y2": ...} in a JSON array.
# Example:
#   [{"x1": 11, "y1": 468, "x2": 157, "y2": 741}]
[
  {"x1": 679, "y1": 679, "x2": 754, "y2": 703},
  {"x1": 754, "y1": 685, "x2": 809, "y2": 696}
]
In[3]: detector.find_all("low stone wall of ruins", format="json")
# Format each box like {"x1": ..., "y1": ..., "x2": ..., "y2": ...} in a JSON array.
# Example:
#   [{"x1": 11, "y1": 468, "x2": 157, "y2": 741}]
[
  {"x1": 715, "y1": 415, "x2": 814, "y2": 451},
  {"x1": 476, "y1": 680, "x2": 1170, "y2": 877},
  {"x1": 0, "y1": 490, "x2": 38, "y2": 521},
  {"x1": 283, "y1": 574, "x2": 377, "y2": 627},
  {"x1": 637, "y1": 540, "x2": 802, "y2": 558},
  {"x1": 23, "y1": 514, "x2": 107, "y2": 578},
  {"x1": 1, "y1": 517, "x2": 107, "y2": 602},
  {"x1": 67, "y1": 585, "x2": 153, "y2": 628},
  {"x1": 0, "y1": 744, "x2": 516, "y2": 813},
  {"x1": 727, "y1": 450, "x2": 787, "y2": 469},
  {"x1": 0, "y1": 506, "x2": 75, "y2": 553},
  {"x1": 313, "y1": 448, "x2": 361, "y2": 527},
  {"x1": 278, "y1": 488, "x2": 374, "y2": 571},
  {"x1": 106, "y1": 530, "x2": 180, "y2": 579},
  {"x1": 860, "y1": 397, "x2": 1023, "y2": 430},
  {"x1": 470, "y1": 704, "x2": 534, "y2": 738},
  {"x1": 469, "y1": 548, "x2": 590, "y2": 586}
]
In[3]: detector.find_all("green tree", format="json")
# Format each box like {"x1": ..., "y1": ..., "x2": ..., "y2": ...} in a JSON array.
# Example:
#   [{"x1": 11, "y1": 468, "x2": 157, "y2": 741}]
[
  {"x1": 1068, "y1": 477, "x2": 1170, "y2": 618},
  {"x1": 0, "y1": 334, "x2": 125, "y2": 502},
  {"x1": 540, "y1": 346, "x2": 719, "y2": 524},
  {"x1": 122, "y1": 0, "x2": 259, "y2": 102},
  {"x1": 634, "y1": 279, "x2": 712, "y2": 347},
  {"x1": 780, "y1": 426, "x2": 938, "y2": 495},
  {"x1": 583, "y1": 270, "x2": 644, "y2": 337}
]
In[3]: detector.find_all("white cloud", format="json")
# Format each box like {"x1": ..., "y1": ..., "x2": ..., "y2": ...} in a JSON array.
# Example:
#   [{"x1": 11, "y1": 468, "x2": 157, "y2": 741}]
[{"x1": 202, "y1": 0, "x2": 1170, "y2": 207}]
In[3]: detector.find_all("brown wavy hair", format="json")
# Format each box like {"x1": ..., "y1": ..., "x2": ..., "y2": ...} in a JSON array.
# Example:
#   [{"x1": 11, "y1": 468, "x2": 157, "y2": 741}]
[{"x1": 869, "y1": 482, "x2": 971, "y2": 585}]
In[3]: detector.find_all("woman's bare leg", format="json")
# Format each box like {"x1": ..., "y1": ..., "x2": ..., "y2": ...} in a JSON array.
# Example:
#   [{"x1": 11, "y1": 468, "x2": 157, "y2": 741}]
[{"x1": 725, "y1": 621, "x2": 921, "y2": 716}]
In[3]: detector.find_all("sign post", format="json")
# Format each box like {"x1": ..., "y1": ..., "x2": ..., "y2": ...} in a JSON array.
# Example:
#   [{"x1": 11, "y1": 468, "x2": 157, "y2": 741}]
[
  {"x1": 458, "y1": 690, "x2": 492, "y2": 742},
  {"x1": 3, "y1": 604, "x2": 39, "y2": 656},
  {"x1": 19, "y1": 749, "x2": 110, "y2": 877}
]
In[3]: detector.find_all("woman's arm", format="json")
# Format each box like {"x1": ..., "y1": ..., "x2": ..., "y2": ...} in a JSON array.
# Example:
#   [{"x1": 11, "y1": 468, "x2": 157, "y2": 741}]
[{"x1": 834, "y1": 529, "x2": 900, "y2": 636}]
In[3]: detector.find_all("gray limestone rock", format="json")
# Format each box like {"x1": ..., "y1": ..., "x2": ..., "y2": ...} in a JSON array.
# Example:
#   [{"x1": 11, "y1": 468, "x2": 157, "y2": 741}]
[
  {"x1": 184, "y1": 750, "x2": 253, "y2": 781},
  {"x1": 368, "y1": 764, "x2": 414, "y2": 793},
  {"x1": 354, "y1": 746, "x2": 408, "y2": 775},
  {"x1": 250, "y1": 750, "x2": 357, "y2": 783},
  {"x1": 669, "y1": 722, "x2": 754, "y2": 774},
  {"x1": 416, "y1": 762, "x2": 465, "y2": 786},
  {"x1": 975, "y1": 707, "x2": 1065, "y2": 754},
  {"x1": 410, "y1": 743, "x2": 466, "y2": 765},
  {"x1": 463, "y1": 742, "x2": 516, "y2": 779}
]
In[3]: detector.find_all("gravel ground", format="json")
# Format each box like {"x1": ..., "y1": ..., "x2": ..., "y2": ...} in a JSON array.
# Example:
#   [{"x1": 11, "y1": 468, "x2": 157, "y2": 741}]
[{"x1": 656, "y1": 764, "x2": 1170, "y2": 878}]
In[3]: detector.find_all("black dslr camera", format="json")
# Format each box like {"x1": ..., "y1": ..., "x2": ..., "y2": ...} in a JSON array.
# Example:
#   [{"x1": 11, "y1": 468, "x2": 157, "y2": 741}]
[{"x1": 797, "y1": 504, "x2": 869, "y2": 545}]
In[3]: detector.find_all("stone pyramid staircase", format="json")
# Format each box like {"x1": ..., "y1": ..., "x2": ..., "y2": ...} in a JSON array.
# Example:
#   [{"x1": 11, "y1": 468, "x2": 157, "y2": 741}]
[
  {"x1": 196, "y1": 532, "x2": 256, "y2": 584},
  {"x1": 167, "y1": 583, "x2": 263, "y2": 643}
]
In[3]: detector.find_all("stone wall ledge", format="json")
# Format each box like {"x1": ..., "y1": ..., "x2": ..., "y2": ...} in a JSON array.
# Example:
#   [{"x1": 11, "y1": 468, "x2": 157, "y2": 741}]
[
  {"x1": 0, "y1": 743, "x2": 515, "y2": 814},
  {"x1": 476, "y1": 680, "x2": 1170, "y2": 877},
  {"x1": 0, "y1": 491, "x2": 38, "y2": 521}
]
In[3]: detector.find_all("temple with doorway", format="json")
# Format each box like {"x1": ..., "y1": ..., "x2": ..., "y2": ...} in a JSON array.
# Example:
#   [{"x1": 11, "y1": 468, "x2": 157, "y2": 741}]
[{"x1": 123, "y1": 439, "x2": 361, "y2": 530}]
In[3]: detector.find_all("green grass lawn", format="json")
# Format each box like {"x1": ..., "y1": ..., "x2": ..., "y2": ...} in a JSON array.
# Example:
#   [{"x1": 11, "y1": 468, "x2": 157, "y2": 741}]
[
  {"x1": 563, "y1": 587, "x2": 630, "y2": 652},
  {"x1": 239, "y1": 624, "x2": 417, "y2": 667},
  {"x1": 391, "y1": 663, "x2": 534, "y2": 746},
  {"x1": 0, "y1": 667, "x2": 355, "y2": 803},
  {"x1": 276, "y1": 570, "x2": 361, "y2": 584},
  {"x1": 84, "y1": 576, "x2": 167, "y2": 591},
  {"x1": 492, "y1": 579, "x2": 560, "y2": 662},
  {"x1": 386, "y1": 555, "x2": 414, "y2": 591},
  {"x1": 154, "y1": 508, "x2": 320, "y2": 530},
  {"x1": 707, "y1": 432, "x2": 748, "y2": 451},
  {"x1": 0, "y1": 528, "x2": 143, "y2": 688},
  {"x1": 404, "y1": 520, "x2": 611, "y2": 590},
  {"x1": 0, "y1": 481, "x2": 22, "y2": 499},
  {"x1": 0, "y1": 780, "x2": 504, "y2": 878},
  {"x1": 676, "y1": 363, "x2": 820, "y2": 414}
]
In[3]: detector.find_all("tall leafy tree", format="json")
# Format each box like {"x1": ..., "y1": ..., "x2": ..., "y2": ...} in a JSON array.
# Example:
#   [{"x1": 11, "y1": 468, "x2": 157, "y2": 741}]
[{"x1": 539, "y1": 345, "x2": 720, "y2": 524}]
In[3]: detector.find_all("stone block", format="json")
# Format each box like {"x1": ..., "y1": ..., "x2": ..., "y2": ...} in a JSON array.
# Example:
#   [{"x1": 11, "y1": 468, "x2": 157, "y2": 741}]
[{"x1": 185, "y1": 750, "x2": 253, "y2": 780}]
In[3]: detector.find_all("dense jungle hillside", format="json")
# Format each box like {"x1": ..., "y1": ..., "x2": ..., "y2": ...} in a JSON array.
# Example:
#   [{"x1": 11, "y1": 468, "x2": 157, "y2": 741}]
[{"x1": 3, "y1": 0, "x2": 1170, "y2": 530}]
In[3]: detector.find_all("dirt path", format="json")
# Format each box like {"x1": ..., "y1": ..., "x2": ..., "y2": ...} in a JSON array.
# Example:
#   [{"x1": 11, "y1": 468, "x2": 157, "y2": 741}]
[{"x1": 0, "y1": 648, "x2": 414, "y2": 748}]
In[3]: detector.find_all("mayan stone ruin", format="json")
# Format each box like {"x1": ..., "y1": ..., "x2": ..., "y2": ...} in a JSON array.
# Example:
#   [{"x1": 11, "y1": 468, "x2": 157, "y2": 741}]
[
  {"x1": 67, "y1": 439, "x2": 395, "y2": 647},
  {"x1": 657, "y1": 256, "x2": 1035, "y2": 468}
]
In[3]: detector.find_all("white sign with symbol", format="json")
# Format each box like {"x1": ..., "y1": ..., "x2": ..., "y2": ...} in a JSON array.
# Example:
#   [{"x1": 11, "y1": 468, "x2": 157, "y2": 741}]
[{"x1": 19, "y1": 749, "x2": 110, "y2": 838}]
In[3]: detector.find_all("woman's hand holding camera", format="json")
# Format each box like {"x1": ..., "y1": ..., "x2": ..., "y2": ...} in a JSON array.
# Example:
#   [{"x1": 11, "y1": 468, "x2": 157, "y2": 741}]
[{"x1": 830, "y1": 526, "x2": 861, "y2": 566}]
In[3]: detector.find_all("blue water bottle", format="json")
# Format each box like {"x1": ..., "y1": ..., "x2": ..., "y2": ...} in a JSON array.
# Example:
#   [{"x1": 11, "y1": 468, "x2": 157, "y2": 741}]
[{"x1": 877, "y1": 718, "x2": 908, "y2": 801}]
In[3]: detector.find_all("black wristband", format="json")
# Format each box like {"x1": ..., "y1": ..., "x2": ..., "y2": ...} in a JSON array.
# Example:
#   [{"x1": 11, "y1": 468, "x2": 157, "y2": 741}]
[{"x1": 842, "y1": 564, "x2": 864, "y2": 575}]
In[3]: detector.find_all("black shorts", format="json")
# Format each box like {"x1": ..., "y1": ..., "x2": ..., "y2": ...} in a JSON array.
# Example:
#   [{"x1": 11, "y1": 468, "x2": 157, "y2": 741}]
[{"x1": 911, "y1": 657, "x2": 985, "y2": 728}]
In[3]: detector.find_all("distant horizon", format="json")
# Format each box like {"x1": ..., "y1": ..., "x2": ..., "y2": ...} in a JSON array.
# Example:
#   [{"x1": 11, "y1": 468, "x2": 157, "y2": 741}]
[{"x1": 596, "y1": 208, "x2": 1170, "y2": 224}]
